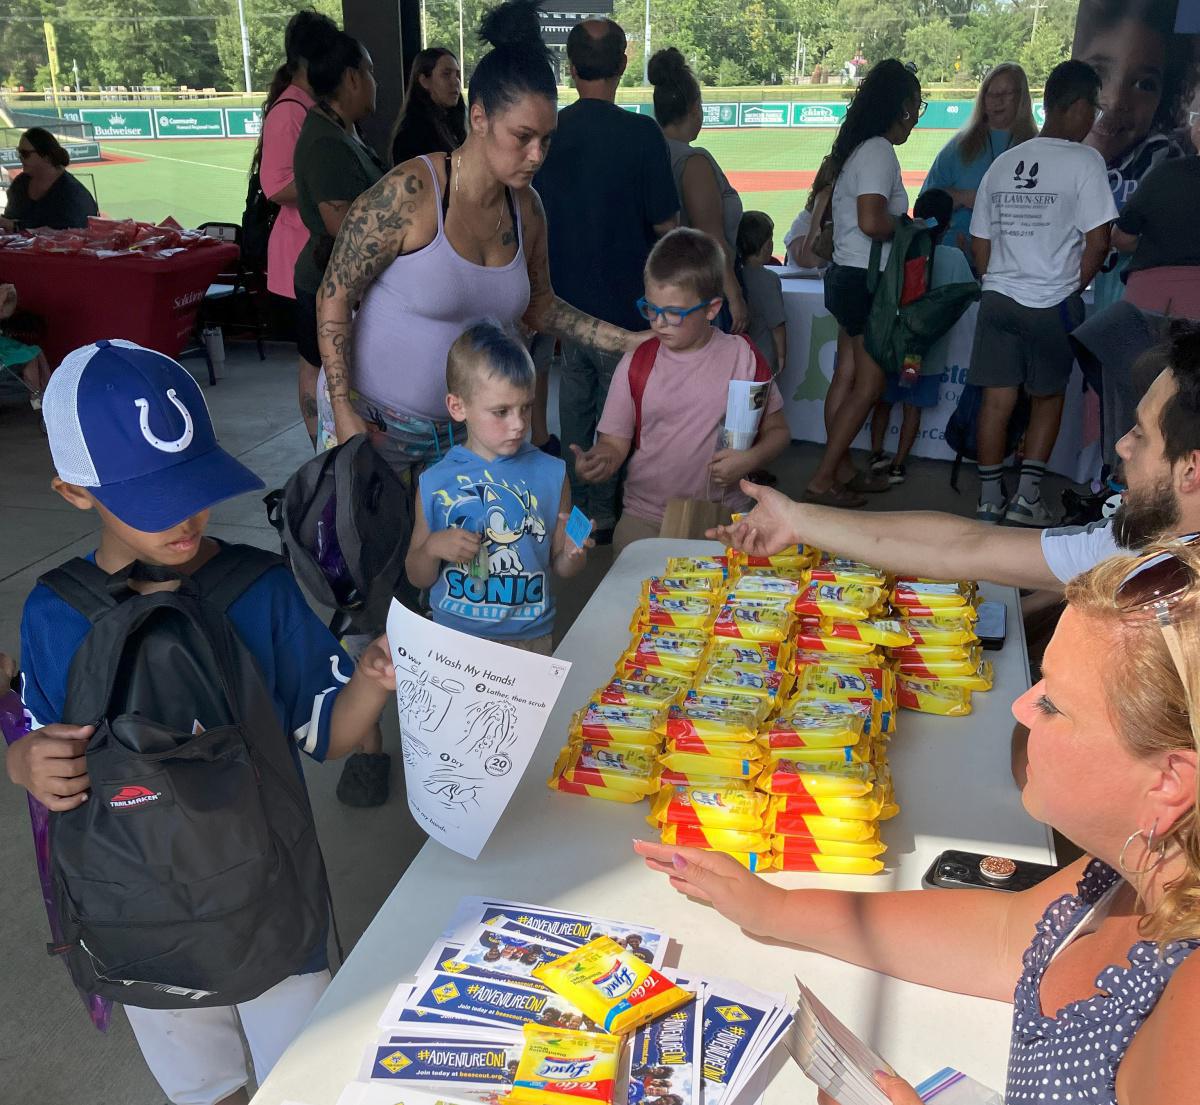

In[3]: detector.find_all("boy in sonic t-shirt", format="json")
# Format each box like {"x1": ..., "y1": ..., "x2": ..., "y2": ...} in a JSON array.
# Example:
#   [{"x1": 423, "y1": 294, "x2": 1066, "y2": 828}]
[
  {"x1": 406, "y1": 322, "x2": 592, "y2": 655},
  {"x1": 5, "y1": 339, "x2": 398, "y2": 1105}
]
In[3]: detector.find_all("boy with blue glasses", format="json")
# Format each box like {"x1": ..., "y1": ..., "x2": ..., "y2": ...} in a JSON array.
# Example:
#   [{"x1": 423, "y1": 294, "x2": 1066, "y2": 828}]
[{"x1": 572, "y1": 228, "x2": 790, "y2": 553}]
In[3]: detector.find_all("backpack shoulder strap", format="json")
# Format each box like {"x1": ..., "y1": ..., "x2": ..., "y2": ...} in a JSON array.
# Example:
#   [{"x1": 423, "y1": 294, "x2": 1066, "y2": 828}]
[
  {"x1": 192, "y1": 545, "x2": 284, "y2": 614},
  {"x1": 629, "y1": 337, "x2": 660, "y2": 450},
  {"x1": 38, "y1": 559, "x2": 122, "y2": 624},
  {"x1": 739, "y1": 333, "x2": 773, "y2": 383}
]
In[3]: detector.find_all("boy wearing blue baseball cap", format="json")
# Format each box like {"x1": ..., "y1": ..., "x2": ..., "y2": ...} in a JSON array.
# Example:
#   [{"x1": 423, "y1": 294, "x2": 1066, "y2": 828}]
[{"x1": 4, "y1": 340, "x2": 398, "y2": 1105}]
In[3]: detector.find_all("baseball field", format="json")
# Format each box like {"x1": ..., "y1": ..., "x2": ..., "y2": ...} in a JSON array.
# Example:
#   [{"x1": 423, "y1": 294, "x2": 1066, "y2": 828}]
[{"x1": 71, "y1": 127, "x2": 951, "y2": 237}]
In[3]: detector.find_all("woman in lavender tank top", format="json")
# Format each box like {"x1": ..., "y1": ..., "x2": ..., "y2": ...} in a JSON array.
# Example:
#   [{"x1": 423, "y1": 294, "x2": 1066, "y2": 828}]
[
  {"x1": 635, "y1": 528, "x2": 1200, "y2": 1103},
  {"x1": 316, "y1": 0, "x2": 641, "y2": 478}
]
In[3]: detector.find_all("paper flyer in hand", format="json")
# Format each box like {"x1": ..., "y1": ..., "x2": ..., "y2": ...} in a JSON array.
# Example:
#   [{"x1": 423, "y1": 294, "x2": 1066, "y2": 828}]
[
  {"x1": 786, "y1": 980, "x2": 894, "y2": 1105},
  {"x1": 721, "y1": 380, "x2": 769, "y2": 451},
  {"x1": 386, "y1": 600, "x2": 572, "y2": 859}
]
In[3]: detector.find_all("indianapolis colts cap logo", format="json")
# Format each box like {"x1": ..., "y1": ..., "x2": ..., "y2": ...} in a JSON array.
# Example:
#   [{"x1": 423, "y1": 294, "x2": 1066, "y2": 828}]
[{"x1": 134, "y1": 389, "x2": 195, "y2": 453}]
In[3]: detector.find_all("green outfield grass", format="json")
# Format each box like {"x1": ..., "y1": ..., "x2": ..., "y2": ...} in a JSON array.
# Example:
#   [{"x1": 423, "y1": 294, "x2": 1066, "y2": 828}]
[{"x1": 76, "y1": 128, "x2": 951, "y2": 241}]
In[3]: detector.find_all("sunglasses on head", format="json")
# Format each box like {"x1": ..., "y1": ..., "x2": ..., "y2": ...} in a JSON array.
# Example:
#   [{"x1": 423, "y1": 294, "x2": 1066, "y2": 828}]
[{"x1": 1115, "y1": 533, "x2": 1200, "y2": 680}]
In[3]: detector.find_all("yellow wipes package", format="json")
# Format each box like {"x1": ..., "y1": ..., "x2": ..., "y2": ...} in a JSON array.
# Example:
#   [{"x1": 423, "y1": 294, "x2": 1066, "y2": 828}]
[
  {"x1": 711, "y1": 602, "x2": 794, "y2": 643},
  {"x1": 627, "y1": 628, "x2": 710, "y2": 672},
  {"x1": 643, "y1": 575, "x2": 721, "y2": 598},
  {"x1": 792, "y1": 583, "x2": 883, "y2": 621},
  {"x1": 808, "y1": 556, "x2": 887, "y2": 587},
  {"x1": 900, "y1": 617, "x2": 980, "y2": 647},
  {"x1": 599, "y1": 676, "x2": 687, "y2": 711},
  {"x1": 506, "y1": 1024, "x2": 624, "y2": 1105},
  {"x1": 896, "y1": 676, "x2": 973, "y2": 716},
  {"x1": 631, "y1": 595, "x2": 718, "y2": 631},
  {"x1": 650, "y1": 785, "x2": 769, "y2": 830},
  {"x1": 533, "y1": 937, "x2": 692, "y2": 1035},
  {"x1": 729, "y1": 571, "x2": 810, "y2": 600}
]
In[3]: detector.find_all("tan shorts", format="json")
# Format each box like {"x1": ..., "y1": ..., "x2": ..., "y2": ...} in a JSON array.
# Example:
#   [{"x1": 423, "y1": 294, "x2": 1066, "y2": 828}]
[
  {"x1": 613, "y1": 513, "x2": 662, "y2": 557},
  {"x1": 506, "y1": 633, "x2": 554, "y2": 655}
]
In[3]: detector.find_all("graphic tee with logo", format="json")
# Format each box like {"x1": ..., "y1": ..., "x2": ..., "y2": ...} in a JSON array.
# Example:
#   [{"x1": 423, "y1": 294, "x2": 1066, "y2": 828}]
[
  {"x1": 420, "y1": 444, "x2": 566, "y2": 640},
  {"x1": 970, "y1": 137, "x2": 1117, "y2": 308}
]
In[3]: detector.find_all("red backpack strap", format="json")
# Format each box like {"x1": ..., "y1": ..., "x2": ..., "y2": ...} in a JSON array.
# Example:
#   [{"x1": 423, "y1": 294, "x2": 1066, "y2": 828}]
[
  {"x1": 740, "y1": 332, "x2": 774, "y2": 383},
  {"x1": 628, "y1": 337, "x2": 660, "y2": 449}
]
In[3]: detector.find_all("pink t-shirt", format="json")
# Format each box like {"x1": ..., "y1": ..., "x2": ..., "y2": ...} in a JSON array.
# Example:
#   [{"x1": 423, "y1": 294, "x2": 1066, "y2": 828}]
[
  {"x1": 597, "y1": 330, "x2": 783, "y2": 525},
  {"x1": 259, "y1": 87, "x2": 315, "y2": 298}
]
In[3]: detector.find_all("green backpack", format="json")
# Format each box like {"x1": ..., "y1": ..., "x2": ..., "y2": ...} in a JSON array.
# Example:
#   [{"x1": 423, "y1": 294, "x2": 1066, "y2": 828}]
[{"x1": 863, "y1": 215, "x2": 981, "y2": 378}]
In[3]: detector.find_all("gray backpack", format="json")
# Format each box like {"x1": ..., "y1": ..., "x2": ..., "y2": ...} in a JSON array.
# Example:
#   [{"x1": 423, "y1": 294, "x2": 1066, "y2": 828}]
[{"x1": 265, "y1": 436, "x2": 415, "y2": 636}]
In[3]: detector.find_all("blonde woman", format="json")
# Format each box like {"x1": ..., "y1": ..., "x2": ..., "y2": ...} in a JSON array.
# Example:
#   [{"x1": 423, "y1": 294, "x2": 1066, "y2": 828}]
[
  {"x1": 921, "y1": 63, "x2": 1036, "y2": 255},
  {"x1": 638, "y1": 538, "x2": 1200, "y2": 1104}
]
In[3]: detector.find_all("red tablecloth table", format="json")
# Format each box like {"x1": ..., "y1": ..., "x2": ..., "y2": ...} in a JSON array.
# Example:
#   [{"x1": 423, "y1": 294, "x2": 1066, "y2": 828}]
[{"x1": 0, "y1": 243, "x2": 240, "y2": 368}]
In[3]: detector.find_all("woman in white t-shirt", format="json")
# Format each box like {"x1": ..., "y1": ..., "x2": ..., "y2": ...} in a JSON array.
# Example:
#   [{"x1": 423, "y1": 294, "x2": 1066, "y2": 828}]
[{"x1": 804, "y1": 59, "x2": 923, "y2": 507}]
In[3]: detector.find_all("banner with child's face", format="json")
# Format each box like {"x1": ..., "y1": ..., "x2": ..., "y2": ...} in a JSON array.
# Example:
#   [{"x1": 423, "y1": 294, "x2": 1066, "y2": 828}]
[{"x1": 1072, "y1": 0, "x2": 1200, "y2": 204}]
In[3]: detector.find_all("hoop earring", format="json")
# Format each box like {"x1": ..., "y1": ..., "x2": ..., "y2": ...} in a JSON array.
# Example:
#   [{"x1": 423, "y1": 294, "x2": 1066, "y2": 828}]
[
  {"x1": 901, "y1": 111, "x2": 911, "y2": 120},
  {"x1": 1118, "y1": 819, "x2": 1163, "y2": 876}
]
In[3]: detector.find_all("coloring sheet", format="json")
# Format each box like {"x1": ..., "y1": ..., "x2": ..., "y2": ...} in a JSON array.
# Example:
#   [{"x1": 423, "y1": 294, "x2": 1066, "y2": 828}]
[{"x1": 386, "y1": 600, "x2": 571, "y2": 859}]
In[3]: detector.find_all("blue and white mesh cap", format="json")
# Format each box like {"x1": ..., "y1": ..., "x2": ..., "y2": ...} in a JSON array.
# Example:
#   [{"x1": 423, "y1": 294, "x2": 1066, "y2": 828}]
[{"x1": 43, "y1": 339, "x2": 265, "y2": 532}]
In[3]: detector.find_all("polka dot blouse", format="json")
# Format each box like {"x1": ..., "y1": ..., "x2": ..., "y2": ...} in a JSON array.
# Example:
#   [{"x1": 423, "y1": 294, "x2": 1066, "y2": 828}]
[{"x1": 1006, "y1": 859, "x2": 1199, "y2": 1103}]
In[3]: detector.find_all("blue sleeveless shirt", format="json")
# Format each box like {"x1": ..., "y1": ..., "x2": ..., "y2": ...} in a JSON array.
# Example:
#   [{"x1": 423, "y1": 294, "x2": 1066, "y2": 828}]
[
  {"x1": 418, "y1": 443, "x2": 565, "y2": 640},
  {"x1": 1006, "y1": 859, "x2": 1200, "y2": 1103}
]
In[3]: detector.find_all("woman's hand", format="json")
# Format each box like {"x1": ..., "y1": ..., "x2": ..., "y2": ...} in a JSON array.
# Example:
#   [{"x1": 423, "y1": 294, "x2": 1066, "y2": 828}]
[
  {"x1": 633, "y1": 840, "x2": 786, "y2": 936},
  {"x1": 706, "y1": 481, "x2": 800, "y2": 555},
  {"x1": 818, "y1": 1073, "x2": 923, "y2": 1105},
  {"x1": 947, "y1": 187, "x2": 976, "y2": 211},
  {"x1": 0, "y1": 283, "x2": 17, "y2": 319},
  {"x1": 0, "y1": 218, "x2": 15, "y2": 234}
]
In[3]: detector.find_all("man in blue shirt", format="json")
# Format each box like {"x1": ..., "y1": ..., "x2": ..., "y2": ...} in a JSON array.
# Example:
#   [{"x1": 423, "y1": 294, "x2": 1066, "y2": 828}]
[{"x1": 534, "y1": 18, "x2": 679, "y2": 541}]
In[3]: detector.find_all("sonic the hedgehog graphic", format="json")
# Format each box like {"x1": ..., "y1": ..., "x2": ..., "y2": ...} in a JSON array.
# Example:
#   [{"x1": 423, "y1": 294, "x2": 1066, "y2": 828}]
[{"x1": 438, "y1": 474, "x2": 546, "y2": 576}]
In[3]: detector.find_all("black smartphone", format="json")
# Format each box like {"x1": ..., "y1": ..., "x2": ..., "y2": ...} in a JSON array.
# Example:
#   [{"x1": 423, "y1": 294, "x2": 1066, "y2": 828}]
[
  {"x1": 922, "y1": 849, "x2": 1058, "y2": 893},
  {"x1": 976, "y1": 600, "x2": 1007, "y2": 651}
]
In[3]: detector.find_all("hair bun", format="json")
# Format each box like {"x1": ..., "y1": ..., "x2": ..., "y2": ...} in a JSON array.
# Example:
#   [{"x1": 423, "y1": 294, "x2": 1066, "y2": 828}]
[
  {"x1": 478, "y1": 0, "x2": 548, "y2": 54},
  {"x1": 647, "y1": 47, "x2": 688, "y2": 87}
]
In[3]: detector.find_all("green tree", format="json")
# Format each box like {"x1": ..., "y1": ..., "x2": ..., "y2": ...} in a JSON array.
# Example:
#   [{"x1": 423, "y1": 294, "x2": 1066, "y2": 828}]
[{"x1": 905, "y1": 15, "x2": 957, "y2": 83}]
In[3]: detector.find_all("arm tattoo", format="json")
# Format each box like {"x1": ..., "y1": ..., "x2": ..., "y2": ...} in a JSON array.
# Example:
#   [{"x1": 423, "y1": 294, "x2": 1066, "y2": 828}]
[{"x1": 318, "y1": 171, "x2": 424, "y2": 399}]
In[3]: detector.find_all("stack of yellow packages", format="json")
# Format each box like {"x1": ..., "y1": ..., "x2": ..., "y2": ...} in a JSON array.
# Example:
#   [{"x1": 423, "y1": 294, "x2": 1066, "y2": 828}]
[
  {"x1": 547, "y1": 542, "x2": 994, "y2": 879},
  {"x1": 890, "y1": 578, "x2": 994, "y2": 717},
  {"x1": 753, "y1": 551, "x2": 900, "y2": 876},
  {"x1": 547, "y1": 559, "x2": 731, "y2": 805}
]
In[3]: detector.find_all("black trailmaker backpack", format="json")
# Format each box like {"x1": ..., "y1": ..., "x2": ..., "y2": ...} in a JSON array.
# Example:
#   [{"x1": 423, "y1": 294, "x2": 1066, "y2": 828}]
[
  {"x1": 265, "y1": 434, "x2": 417, "y2": 638},
  {"x1": 240, "y1": 93, "x2": 310, "y2": 271},
  {"x1": 39, "y1": 546, "x2": 330, "y2": 1010}
]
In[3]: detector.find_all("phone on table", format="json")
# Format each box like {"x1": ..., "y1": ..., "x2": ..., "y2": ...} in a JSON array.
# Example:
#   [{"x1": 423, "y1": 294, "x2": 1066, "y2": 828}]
[
  {"x1": 975, "y1": 600, "x2": 1007, "y2": 651},
  {"x1": 922, "y1": 849, "x2": 1058, "y2": 893}
]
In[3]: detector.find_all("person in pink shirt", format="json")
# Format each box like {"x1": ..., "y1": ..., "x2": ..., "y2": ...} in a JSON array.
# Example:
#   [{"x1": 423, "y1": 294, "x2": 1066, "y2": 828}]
[
  {"x1": 258, "y1": 10, "x2": 337, "y2": 442},
  {"x1": 572, "y1": 228, "x2": 791, "y2": 554}
]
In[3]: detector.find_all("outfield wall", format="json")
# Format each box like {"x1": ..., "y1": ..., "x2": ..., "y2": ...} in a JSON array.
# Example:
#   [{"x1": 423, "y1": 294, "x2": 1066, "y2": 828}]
[{"x1": 12, "y1": 99, "x2": 1046, "y2": 144}]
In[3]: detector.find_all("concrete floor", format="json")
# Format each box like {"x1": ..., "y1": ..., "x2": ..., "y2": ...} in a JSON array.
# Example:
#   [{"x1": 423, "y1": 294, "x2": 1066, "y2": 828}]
[{"x1": 0, "y1": 343, "x2": 1076, "y2": 1104}]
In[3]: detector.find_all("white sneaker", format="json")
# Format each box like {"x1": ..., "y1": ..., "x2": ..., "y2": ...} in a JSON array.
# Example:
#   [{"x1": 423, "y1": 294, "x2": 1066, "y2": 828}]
[
  {"x1": 975, "y1": 500, "x2": 1005, "y2": 524},
  {"x1": 1005, "y1": 494, "x2": 1056, "y2": 527}
]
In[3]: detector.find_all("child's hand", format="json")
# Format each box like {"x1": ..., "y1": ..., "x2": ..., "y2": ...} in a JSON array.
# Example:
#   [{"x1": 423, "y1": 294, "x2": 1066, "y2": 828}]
[
  {"x1": 633, "y1": 840, "x2": 785, "y2": 936},
  {"x1": 570, "y1": 443, "x2": 617, "y2": 484},
  {"x1": 5, "y1": 724, "x2": 94, "y2": 811},
  {"x1": 358, "y1": 635, "x2": 396, "y2": 691},
  {"x1": 709, "y1": 448, "x2": 753, "y2": 488},
  {"x1": 558, "y1": 513, "x2": 594, "y2": 559},
  {"x1": 0, "y1": 283, "x2": 16, "y2": 320},
  {"x1": 426, "y1": 527, "x2": 482, "y2": 565}
]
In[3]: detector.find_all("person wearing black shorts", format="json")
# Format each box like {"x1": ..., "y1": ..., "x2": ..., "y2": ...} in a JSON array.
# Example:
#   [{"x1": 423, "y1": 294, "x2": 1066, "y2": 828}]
[
  {"x1": 804, "y1": 60, "x2": 923, "y2": 508},
  {"x1": 968, "y1": 60, "x2": 1116, "y2": 526}
]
